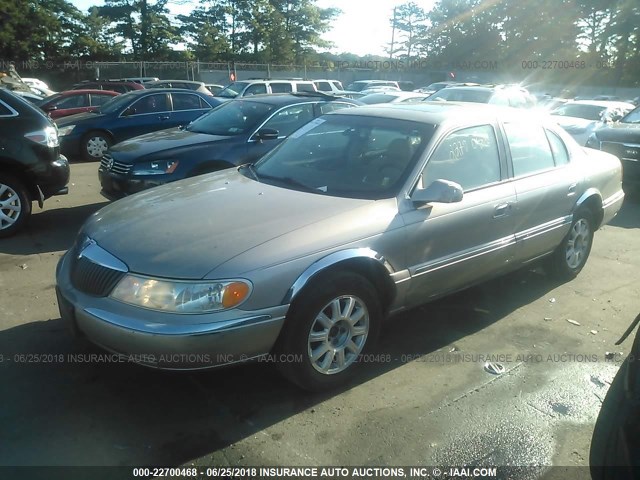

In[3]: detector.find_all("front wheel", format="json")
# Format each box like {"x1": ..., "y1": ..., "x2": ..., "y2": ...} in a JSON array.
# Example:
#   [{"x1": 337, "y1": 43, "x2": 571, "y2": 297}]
[
  {"x1": 547, "y1": 208, "x2": 594, "y2": 280},
  {"x1": 82, "y1": 131, "x2": 111, "y2": 161},
  {"x1": 275, "y1": 271, "x2": 382, "y2": 392},
  {"x1": 0, "y1": 174, "x2": 31, "y2": 238}
]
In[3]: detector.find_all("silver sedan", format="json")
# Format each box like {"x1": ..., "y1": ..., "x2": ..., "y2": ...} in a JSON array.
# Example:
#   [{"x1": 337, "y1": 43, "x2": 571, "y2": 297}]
[{"x1": 56, "y1": 103, "x2": 624, "y2": 391}]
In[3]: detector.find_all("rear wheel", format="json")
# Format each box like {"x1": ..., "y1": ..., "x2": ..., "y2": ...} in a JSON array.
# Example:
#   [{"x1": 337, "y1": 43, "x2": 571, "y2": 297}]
[
  {"x1": 0, "y1": 174, "x2": 31, "y2": 238},
  {"x1": 547, "y1": 208, "x2": 594, "y2": 280},
  {"x1": 275, "y1": 271, "x2": 382, "y2": 392}
]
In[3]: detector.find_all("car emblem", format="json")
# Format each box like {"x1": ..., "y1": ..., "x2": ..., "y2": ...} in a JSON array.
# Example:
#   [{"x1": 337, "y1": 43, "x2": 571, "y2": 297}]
[
  {"x1": 77, "y1": 237, "x2": 96, "y2": 259},
  {"x1": 625, "y1": 148, "x2": 638, "y2": 157},
  {"x1": 106, "y1": 157, "x2": 114, "y2": 170}
]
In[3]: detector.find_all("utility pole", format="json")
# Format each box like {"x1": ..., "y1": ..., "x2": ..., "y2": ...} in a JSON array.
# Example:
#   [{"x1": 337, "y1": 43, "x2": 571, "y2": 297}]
[{"x1": 389, "y1": 6, "x2": 397, "y2": 60}]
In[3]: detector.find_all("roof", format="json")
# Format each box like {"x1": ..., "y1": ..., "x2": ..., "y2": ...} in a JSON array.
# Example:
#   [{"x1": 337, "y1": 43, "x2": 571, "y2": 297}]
[
  {"x1": 146, "y1": 80, "x2": 204, "y2": 85},
  {"x1": 58, "y1": 89, "x2": 120, "y2": 95},
  {"x1": 331, "y1": 101, "x2": 539, "y2": 126}
]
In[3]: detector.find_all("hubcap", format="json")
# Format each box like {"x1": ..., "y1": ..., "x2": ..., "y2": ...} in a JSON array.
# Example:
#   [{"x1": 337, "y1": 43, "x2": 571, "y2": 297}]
[
  {"x1": 565, "y1": 218, "x2": 590, "y2": 269},
  {"x1": 308, "y1": 295, "x2": 369, "y2": 375},
  {"x1": 86, "y1": 136, "x2": 109, "y2": 158},
  {"x1": 0, "y1": 183, "x2": 22, "y2": 230}
]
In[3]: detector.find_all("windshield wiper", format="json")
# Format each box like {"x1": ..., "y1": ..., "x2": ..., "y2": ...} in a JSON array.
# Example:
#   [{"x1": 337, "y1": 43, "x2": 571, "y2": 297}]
[{"x1": 257, "y1": 173, "x2": 318, "y2": 193}]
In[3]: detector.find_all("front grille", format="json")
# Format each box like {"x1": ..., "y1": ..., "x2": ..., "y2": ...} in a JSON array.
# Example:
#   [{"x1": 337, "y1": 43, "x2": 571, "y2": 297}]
[
  {"x1": 100, "y1": 154, "x2": 132, "y2": 175},
  {"x1": 70, "y1": 255, "x2": 126, "y2": 297}
]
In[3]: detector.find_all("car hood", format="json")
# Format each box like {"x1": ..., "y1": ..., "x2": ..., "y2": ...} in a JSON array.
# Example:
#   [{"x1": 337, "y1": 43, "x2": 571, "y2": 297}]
[
  {"x1": 594, "y1": 122, "x2": 640, "y2": 142},
  {"x1": 55, "y1": 111, "x2": 105, "y2": 126},
  {"x1": 552, "y1": 115, "x2": 596, "y2": 131},
  {"x1": 109, "y1": 127, "x2": 233, "y2": 162},
  {"x1": 81, "y1": 169, "x2": 377, "y2": 279}
]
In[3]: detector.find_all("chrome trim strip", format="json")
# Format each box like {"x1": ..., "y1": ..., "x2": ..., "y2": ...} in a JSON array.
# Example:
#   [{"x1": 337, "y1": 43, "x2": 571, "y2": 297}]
[
  {"x1": 0, "y1": 99, "x2": 19, "y2": 117},
  {"x1": 78, "y1": 239, "x2": 128, "y2": 273},
  {"x1": 412, "y1": 235, "x2": 515, "y2": 277},
  {"x1": 514, "y1": 215, "x2": 572, "y2": 242},
  {"x1": 603, "y1": 190, "x2": 625, "y2": 209},
  {"x1": 84, "y1": 308, "x2": 281, "y2": 336},
  {"x1": 283, "y1": 247, "x2": 395, "y2": 304}
]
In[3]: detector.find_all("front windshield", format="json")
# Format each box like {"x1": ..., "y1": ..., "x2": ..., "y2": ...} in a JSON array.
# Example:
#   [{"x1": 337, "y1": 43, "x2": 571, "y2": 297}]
[
  {"x1": 428, "y1": 88, "x2": 492, "y2": 103},
  {"x1": 622, "y1": 107, "x2": 640, "y2": 124},
  {"x1": 216, "y1": 82, "x2": 249, "y2": 98},
  {"x1": 98, "y1": 91, "x2": 138, "y2": 114},
  {"x1": 551, "y1": 104, "x2": 604, "y2": 121},
  {"x1": 186, "y1": 100, "x2": 275, "y2": 135},
  {"x1": 251, "y1": 114, "x2": 436, "y2": 200}
]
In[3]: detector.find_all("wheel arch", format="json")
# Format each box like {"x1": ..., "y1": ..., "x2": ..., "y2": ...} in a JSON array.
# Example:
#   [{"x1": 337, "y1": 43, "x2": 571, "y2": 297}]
[
  {"x1": 282, "y1": 248, "x2": 397, "y2": 314},
  {"x1": 0, "y1": 157, "x2": 38, "y2": 202},
  {"x1": 575, "y1": 189, "x2": 604, "y2": 229}
]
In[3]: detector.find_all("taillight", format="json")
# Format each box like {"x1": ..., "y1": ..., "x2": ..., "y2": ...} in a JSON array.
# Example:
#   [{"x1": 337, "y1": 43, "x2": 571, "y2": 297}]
[{"x1": 24, "y1": 126, "x2": 59, "y2": 148}]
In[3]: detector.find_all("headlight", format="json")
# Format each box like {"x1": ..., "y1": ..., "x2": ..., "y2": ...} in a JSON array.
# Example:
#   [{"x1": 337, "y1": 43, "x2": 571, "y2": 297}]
[
  {"x1": 585, "y1": 133, "x2": 601, "y2": 149},
  {"x1": 132, "y1": 160, "x2": 180, "y2": 175},
  {"x1": 110, "y1": 274, "x2": 251, "y2": 313},
  {"x1": 57, "y1": 125, "x2": 76, "y2": 136}
]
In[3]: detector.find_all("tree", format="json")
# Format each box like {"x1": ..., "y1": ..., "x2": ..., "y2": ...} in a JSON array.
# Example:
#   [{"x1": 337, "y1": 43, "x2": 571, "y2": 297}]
[{"x1": 387, "y1": 2, "x2": 428, "y2": 60}]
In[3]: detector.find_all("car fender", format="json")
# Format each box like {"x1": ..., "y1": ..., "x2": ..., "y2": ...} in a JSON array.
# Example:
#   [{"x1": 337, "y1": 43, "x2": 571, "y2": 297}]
[
  {"x1": 574, "y1": 188, "x2": 604, "y2": 227},
  {"x1": 282, "y1": 247, "x2": 396, "y2": 308}
]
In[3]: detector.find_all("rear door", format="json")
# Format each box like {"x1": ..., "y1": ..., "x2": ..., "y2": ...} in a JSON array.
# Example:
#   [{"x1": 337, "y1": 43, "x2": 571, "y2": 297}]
[
  {"x1": 170, "y1": 92, "x2": 211, "y2": 125},
  {"x1": 116, "y1": 92, "x2": 172, "y2": 138},
  {"x1": 502, "y1": 121, "x2": 580, "y2": 263}
]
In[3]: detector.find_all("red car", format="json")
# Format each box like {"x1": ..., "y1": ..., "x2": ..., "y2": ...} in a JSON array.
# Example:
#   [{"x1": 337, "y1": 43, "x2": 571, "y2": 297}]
[{"x1": 39, "y1": 90, "x2": 120, "y2": 119}]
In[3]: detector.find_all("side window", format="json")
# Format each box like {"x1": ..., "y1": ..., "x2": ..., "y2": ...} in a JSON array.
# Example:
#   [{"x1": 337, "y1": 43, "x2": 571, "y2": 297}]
[
  {"x1": 316, "y1": 82, "x2": 331, "y2": 91},
  {"x1": 91, "y1": 94, "x2": 114, "y2": 106},
  {"x1": 131, "y1": 94, "x2": 170, "y2": 114},
  {"x1": 423, "y1": 124, "x2": 502, "y2": 191},
  {"x1": 55, "y1": 94, "x2": 88, "y2": 109},
  {"x1": 0, "y1": 100, "x2": 15, "y2": 116},
  {"x1": 546, "y1": 129, "x2": 570, "y2": 165},
  {"x1": 244, "y1": 83, "x2": 267, "y2": 96},
  {"x1": 296, "y1": 83, "x2": 316, "y2": 92},
  {"x1": 504, "y1": 123, "x2": 555, "y2": 176},
  {"x1": 262, "y1": 104, "x2": 314, "y2": 137},
  {"x1": 270, "y1": 82, "x2": 293, "y2": 93},
  {"x1": 172, "y1": 93, "x2": 202, "y2": 111},
  {"x1": 319, "y1": 102, "x2": 354, "y2": 114}
]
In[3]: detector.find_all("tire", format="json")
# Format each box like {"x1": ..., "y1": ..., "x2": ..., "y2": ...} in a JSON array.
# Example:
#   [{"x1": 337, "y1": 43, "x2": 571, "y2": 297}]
[
  {"x1": 81, "y1": 131, "x2": 111, "y2": 161},
  {"x1": 0, "y1": 174, "x2": 31, "y2": 238},
  {"x1": 547, "y1": 208, "x2": 594, "y2": 280},
  {"x1": 275, "y1": 271, "x2": 382, "y2": 392}
]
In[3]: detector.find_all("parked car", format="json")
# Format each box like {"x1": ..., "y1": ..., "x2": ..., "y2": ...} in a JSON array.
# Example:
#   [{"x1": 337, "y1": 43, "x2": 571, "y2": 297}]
[
  {"x1": 12, "y1": 90, "x2": 44, "y2": 104},
  {"x1": 39, "y1": 89, "x2": 120, "y2": 119},
  {"x1": 29, "y1": 86, "x2": 57, "y2": 98},
  {"x1": 71, "y1": 80, "x2": 145, "y2": 94},
  {"x1": 415, "y1": 81, "x2": 458, "y2": 94},
  {"x1": 313, "y1": 79, "x2": 344, "y2": 93},
  {"x1": 56, "y1": 103, "x2": 623, "y2": 391},
  {"x1": 145, "y1": 80, "x2": 213, "y2": 96},
  {"x1": 590, "y1": 312, "x2": 640, "y2": 480},
  {"x1": 205, "y1": 84, "x2": 224, "y2": 95},
  {"x1": 586, "y1": 105, "x2": 640, "y2": 190},
  {"x1": 0, "y1": 89, "x2": 69, "y2": 237},
  {"x1": 21, "y1": 77, "x2": 51, "y2": 91},
  {"x1": 550, "y1": 100, "x2": 635, "y2": 146},
  {"x1": 98, "y1": 93, "x2": 359, "y2": 199},
  {"x1": 360, "y1": 91, "x2": 431, "y2": 104},
  {"x1": 346, "y1": 80, "x2": 400, "y2": 92},
  {"x1": 119, "y1": 77, "x2": 159, "y2": 84},
  {"x1": 56, "y1": 89, "x2": 223, "y2": 161},
  {"x1": 360, "y1": 86, "x2": 402, "y2": 95},
  {"x1": 216, "y1": 79, "x2": 317, "y2": 98},
  {"x1": 427, "y1": 84, "x2": 536, "y2": 108}
]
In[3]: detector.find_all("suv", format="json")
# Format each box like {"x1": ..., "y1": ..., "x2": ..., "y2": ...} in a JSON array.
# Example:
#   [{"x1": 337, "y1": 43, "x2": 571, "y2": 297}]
[
  {"x1": 71, "y1": 80, "x2": 144, "y2": 94},
  {"x1": 313, "y1": 79, "x2": 344, "y2": 93},
  {"x1": 216, "y1": 79, "x2": 317, "y2": 98},
  {"x1": 0, "y1": 89, "x2": 69, "y2": 237},
  {"x1": 145, "y1": 80, "x2": 213, "y2": 96},
  {"x1": 426, "y1": 84, "x2": 536, "y2": 108}
]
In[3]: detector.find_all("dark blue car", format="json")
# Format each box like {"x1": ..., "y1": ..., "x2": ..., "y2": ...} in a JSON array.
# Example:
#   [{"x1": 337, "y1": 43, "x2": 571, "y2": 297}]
[
  {"x1": 98, "y1": 93, "x2": 359, "y2": 200},
  {"x1": 56, "y1": 89, "x2": 224, "y2": 161}
]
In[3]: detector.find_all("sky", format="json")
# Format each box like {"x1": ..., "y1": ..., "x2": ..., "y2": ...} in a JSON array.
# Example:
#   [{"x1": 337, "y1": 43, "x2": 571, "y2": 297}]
[{"x1": 70, "y1": 0, "x2": 434, "y2": 57}]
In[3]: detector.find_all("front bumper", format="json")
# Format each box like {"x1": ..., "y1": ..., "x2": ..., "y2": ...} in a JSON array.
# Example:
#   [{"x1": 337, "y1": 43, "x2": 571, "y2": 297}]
[
  {"x1": 56, "y1": 250, "x2": 288, "y2": 370},
  {"x1": 98, "y1": 167, "x2": 168, "y2": 200}
]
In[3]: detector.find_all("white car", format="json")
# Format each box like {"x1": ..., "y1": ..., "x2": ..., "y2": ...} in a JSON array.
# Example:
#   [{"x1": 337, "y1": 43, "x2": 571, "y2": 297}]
[
  {"x1": 21, "y1": 77, "x2": 51, "y2": 91},
  {"x1": 551, "y1": 100, "x2": 635, "y2": 145}
]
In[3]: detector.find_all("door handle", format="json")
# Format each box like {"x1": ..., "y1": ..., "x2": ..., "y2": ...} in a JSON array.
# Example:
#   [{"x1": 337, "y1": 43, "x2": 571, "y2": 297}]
[
  {"x1": 567, "y1": 183, "x2": 577, "y2": 196},
  {"x1": 158, "y1": 115, "x2": 170, "y2": 120},
  {"x1": 493, "y1": 202, "x2": 511, "y2": 218}
]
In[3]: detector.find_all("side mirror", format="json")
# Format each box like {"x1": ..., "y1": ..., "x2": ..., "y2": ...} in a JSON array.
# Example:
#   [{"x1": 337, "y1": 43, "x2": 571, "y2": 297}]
[
  {"x1": 45, "y1": 105, "x2": 58, "y2": 111},
  {"x1": 411, "y1": 178, "x2": 464, "y2": 205},
  {"x1": 253, "y1": 128, "x2": 279, "y2": 141}
]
